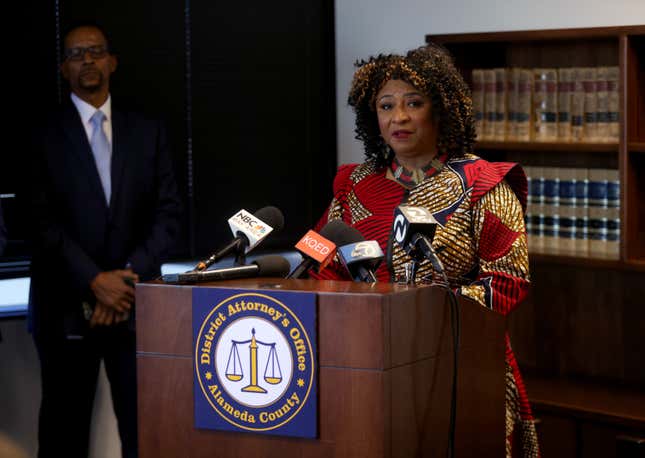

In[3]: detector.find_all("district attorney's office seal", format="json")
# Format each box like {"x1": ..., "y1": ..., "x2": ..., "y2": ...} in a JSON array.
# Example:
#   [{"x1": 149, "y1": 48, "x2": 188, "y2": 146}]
[{"x1": 195, "y1": 292, "x2": 315, "y2": 432}]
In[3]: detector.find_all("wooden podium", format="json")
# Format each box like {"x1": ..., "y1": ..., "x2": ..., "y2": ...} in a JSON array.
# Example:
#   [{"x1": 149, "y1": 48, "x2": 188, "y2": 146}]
[{"x1": 136, "y1": 279, "x2": 505, "y2": 457}]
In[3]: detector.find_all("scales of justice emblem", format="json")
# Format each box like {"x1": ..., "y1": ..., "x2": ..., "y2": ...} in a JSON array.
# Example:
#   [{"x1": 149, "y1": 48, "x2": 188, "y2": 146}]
[
  {"x1": 214, "y1": 317, "x2": 293, "y2": 408},
  {"x1": 225, "y1": 327, "x2": 283, "y2": 393}
]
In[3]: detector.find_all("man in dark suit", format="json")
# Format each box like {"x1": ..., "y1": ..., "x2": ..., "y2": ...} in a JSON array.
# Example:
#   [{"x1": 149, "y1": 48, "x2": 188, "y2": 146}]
[{"x1": 28, "y1": 23, "x2": 181, "y2": 458}]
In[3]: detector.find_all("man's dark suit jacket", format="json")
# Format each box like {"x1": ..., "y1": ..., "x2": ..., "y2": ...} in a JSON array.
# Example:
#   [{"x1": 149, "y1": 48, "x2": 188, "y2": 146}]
[{"x1": 28, "y1": 101, "x2": 182, "y2": 337}]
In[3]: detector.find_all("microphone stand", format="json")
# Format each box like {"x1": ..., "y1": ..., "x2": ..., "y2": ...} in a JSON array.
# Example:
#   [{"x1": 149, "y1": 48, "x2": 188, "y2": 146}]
[
  {"x1": 410, "y1": 233, "x2": 448, "y2": 286},
  {"x1": 356, "y1": 266, "x2": 377, "y2": 283},
  {"x1": 234, "y1": 239, "x2": 248, "y2": 266}
]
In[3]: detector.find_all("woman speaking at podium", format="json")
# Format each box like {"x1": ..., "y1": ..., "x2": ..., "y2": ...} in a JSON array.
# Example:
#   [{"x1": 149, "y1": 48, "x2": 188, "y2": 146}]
[{"x1": 310, "y1": 44, "x2": 540, "y2": 457}]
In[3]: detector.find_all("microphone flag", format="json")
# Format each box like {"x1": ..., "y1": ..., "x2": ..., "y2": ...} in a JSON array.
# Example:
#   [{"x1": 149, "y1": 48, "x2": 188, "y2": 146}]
[
  {"x1": 393, "y1": 205, "x2": 439, "y2": 247},
  {"x1": 294, "y1": 230, "x2": 336, "y2": 271},
  {"x1": 228, "y1": 209, "x2": 274, "y2": 253}
]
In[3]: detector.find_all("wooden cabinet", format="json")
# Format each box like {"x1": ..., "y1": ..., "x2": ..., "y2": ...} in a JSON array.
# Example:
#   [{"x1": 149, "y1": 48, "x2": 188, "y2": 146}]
[
  {"x1": 425, "y1": 26, "x2": 645, "y2": 458},
  {"x1": 530, "y1": 377, "x2": 645, "y2": 458}
]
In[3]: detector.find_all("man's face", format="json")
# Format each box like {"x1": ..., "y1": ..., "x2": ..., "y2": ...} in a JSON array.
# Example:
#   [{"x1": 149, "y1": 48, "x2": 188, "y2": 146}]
[{"x1": 61, "y1": 26, "x2": 117, "y2": 96}]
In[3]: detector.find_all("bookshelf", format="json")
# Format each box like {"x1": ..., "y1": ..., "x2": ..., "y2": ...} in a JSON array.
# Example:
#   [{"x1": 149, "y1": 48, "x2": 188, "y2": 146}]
[
  {"x1": 530, "y1": 253, "x2": 645, "y2": 272},
  {"x1": 427, "y1": 26, "x2": 645, "y2": 458},
  {"x1": 628, "y1": 142, "x2": 645, "y2": 153},
  {"x1": 477, "y1": 140, "x2": 619, "y2": 154}
]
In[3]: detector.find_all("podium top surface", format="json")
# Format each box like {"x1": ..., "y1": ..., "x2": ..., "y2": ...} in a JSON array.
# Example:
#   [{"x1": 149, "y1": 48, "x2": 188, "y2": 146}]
[{"x1": 146, "y1": 277, "x2": 427, "y2": 296}]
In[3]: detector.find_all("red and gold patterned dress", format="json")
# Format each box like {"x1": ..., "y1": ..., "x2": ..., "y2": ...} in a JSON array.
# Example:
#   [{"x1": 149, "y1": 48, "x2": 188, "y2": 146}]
[{"x1": 311, "y1": 153, "x2": 540, "y2": 458}]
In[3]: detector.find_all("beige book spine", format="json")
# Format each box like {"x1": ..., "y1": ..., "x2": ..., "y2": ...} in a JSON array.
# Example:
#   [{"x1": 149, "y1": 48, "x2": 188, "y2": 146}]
[
  {"x1": 587, "y1": 168, "x2": 608, "y2": 258},
  {"x1": 506, "y1": 68, "x2": 520, "y2": 141},
  {"x1": 493, "y1": 68, "x2": 507, "y2": 140},
  {"x1": 542, "y1": 166, "x2": 560, "y2": 255},
  {"x1": 516, "y1": 69, "x2": 532, "y2": 141},
  {"x1": 533, "y1": 68, "x2": 558, "y2": 142},
  {"x1": 606, "y1": 206, "x2": 620, "y2": 260},
  {"x1": 557, "y1": 68, "x2": 574, "y2": 141},
  {"x1": 524, "y1": 165, "x2": 533, "y2": 250},
  {"x1": 571, "y1": 67, "x2": 585, "y2": 142},
  {"x1": 582, "y1": 67, "x2": 598, "y2": 141},
  {"x1": 588, "y1": 206, "x2": 607, "y2": 258},
  {"x1": 528, "y1": 166, "x2": 544, "y2": 254},
  {"x1": 596, "y1": 66, "x2": 610, "y2": 142},
  {"x1": 607, "y1": 66, "x2": 620, "y2": 142},
  {"x1": 557, "y1": 167, "x2": 577, "y2": 256},
  {"x1": 482, "y1": 69, "x2": 496, "y2": 141},
  {"x1": 573, "y1": 168, "x2": 589, "y2": 258},
  {"x1": 472, "y1": 69, "x2": 485, "y2": 142}
]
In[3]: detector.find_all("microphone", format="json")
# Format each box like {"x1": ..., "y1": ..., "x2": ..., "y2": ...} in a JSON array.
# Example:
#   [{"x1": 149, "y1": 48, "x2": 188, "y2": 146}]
[
  {"x1": 337, "y1": 240, "x2": 384, "y2": 283},
  {"x1": 286, "y1": 220, "x2": 342, "y2": 279},
  {"x1": 393, "y1": 205, "x2": 437, "y2": 248},
  {"x1": 162, "y1": 255, "x2": 291, "y2": 284},
  {"x1": 392, "y1": 205, "x2": 447, "y2": 284},
  {"x1": 193, "y1": 206, "x2": 285, "y2": 271},
  {"x1": 332, "y1": 223, "x2": 383, "y2": 282}
]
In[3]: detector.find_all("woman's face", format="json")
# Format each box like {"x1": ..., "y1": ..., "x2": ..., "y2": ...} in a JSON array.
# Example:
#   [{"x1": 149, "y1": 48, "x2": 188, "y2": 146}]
[{"x1": 375, "y1": 79, "x2": 438, "y2": 161}]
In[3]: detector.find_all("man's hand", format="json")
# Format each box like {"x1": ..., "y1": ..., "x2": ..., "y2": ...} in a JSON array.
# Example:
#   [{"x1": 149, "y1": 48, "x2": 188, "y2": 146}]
[
  {"x1": 89, "y1": 302, "x2": 129, "y2": 327},
  {"x1": 90, "y1": 270, "x2": 139, "y2": 313},
  {"x1": 89, "y1": 302, "x2": 116, "y2": 327}
]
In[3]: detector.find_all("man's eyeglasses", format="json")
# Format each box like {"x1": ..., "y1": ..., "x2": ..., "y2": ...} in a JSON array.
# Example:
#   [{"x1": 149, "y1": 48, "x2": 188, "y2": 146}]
[{"x1": 64, "y1": 45, "x2": 109, "y2": 61}]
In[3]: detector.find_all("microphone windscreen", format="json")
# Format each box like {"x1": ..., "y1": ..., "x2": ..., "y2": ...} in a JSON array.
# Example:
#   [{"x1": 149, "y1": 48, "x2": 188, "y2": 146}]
[
  {"x1": 253, "y1": 255, "x2": 292, "y2": 277},
  {"x1": 254, "y1": 206, "x2": 285, "y2": 232},
  {"x1": 321, "y1": 219, "x2": 365, "y2": 246}
]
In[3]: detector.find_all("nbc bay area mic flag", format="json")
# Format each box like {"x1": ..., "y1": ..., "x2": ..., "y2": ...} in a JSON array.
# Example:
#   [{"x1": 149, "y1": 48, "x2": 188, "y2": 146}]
[{"x1": 193, "y1": 288, "x2": 317, "y2": 438}]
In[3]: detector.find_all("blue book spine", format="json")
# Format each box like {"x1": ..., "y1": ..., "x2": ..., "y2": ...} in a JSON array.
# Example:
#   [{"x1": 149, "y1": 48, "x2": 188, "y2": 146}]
[
  {"x1": 588, "y1": 169, "x2": 608, "y2": 207},
  {"x1": 574, "y1": 169, "x2": 589, "y2": 257},
  {"x1": 606, "y1": 169, "x2": 620, "y2": 259}
]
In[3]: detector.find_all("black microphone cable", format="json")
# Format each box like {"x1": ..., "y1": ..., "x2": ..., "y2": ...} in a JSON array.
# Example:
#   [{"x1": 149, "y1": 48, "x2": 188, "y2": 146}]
[
  {"x1": 432, "y1": 252, "x2": 459, "y2": 458},
  {"x1": 409, "y1": 236, "x2": 460, "y2": 458},
  {"x1": 445, "y1": 281, "x2": 460, "y2": 458},
  {"x1": 429, "y1": 244, "x2": 459, "y2": 458}
]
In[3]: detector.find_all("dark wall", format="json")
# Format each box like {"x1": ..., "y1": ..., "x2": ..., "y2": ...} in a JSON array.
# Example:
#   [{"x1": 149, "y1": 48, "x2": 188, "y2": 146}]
[
  {"x1": 1, "y1": 2, "x2": 58, "y2": 272},
  {"x1": 1, "y1": 0, "x2": 336, "y2": 271},
  {"x1": 190, "y1": 0, "x2": 336, "y2": 251}
]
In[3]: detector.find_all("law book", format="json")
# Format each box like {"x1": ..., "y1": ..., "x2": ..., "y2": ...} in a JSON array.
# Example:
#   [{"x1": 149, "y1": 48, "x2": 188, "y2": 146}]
[
  {"x1": 483, "y1": 69, "x2": 496, "y2": 141},
  {"x1": 516, "y1": 68, "x2": 533, "y2": 141},
  {"x1": 606, "y1": 168, "x2": 620, "y2": 260},
  {"x1": 607, "y1": 66, "x2": 620, "y2": 142},
  {"x1": 557, "y1": 68, "x2": 574, "y2": 141},
  {"x1": 528, "y1": 166, "x2": 545, "y2": 254},
  {"x1": 506, "y1": 68, "x2": 520, "y2": 141},
  {"x1": 472, "y1": 69, "x2": 485, "y2": 141},
  {"x1": 596, "y1": 66, "x2": 610, "y2": 142},
  {"x1": 582, "y1": 67, "x2": 598, "y2": 142},
  {"x1": 571, "y1": 67, "x2": 585, "y2": 142},
  {"x1": 533, "y1": 68, "x2": 558, "y2": 142},
  {"x1": 493, "y1": 68, "x2": 507, "y2": 140},
  {"x1": 524, "y1": 165, "x2": 533, "y2": 249},
  {"x1": 574, "y1": 168, "x2": 589, "y2": 258},
  {"x1": 557, "y1": 167, "x2": 577, "y2": 255},
  {"x1": 542, "y1": 166, "x2": 560, "y2": 254},
  {"x1": 588, "y1": 206, "x2": 608, "y2": 258},
  {"x1": 588, "y1": 168, "x2": 608, "y2": 258},
  {"x1": 588, "y1": 168, "x2": 609, "y2": 207}
]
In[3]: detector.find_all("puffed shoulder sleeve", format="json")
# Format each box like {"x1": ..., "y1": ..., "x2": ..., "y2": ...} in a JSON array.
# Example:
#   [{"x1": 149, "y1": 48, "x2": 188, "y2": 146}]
[
  {"x1": 458, "y1": 180, "x2": 530, "y2": 315},
  {"x1": 309, "y1": 164, "x2": 358, "y2": 280},
  {"x1": 314, "y1": 163, "x2": 358, "y2": 230}
]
